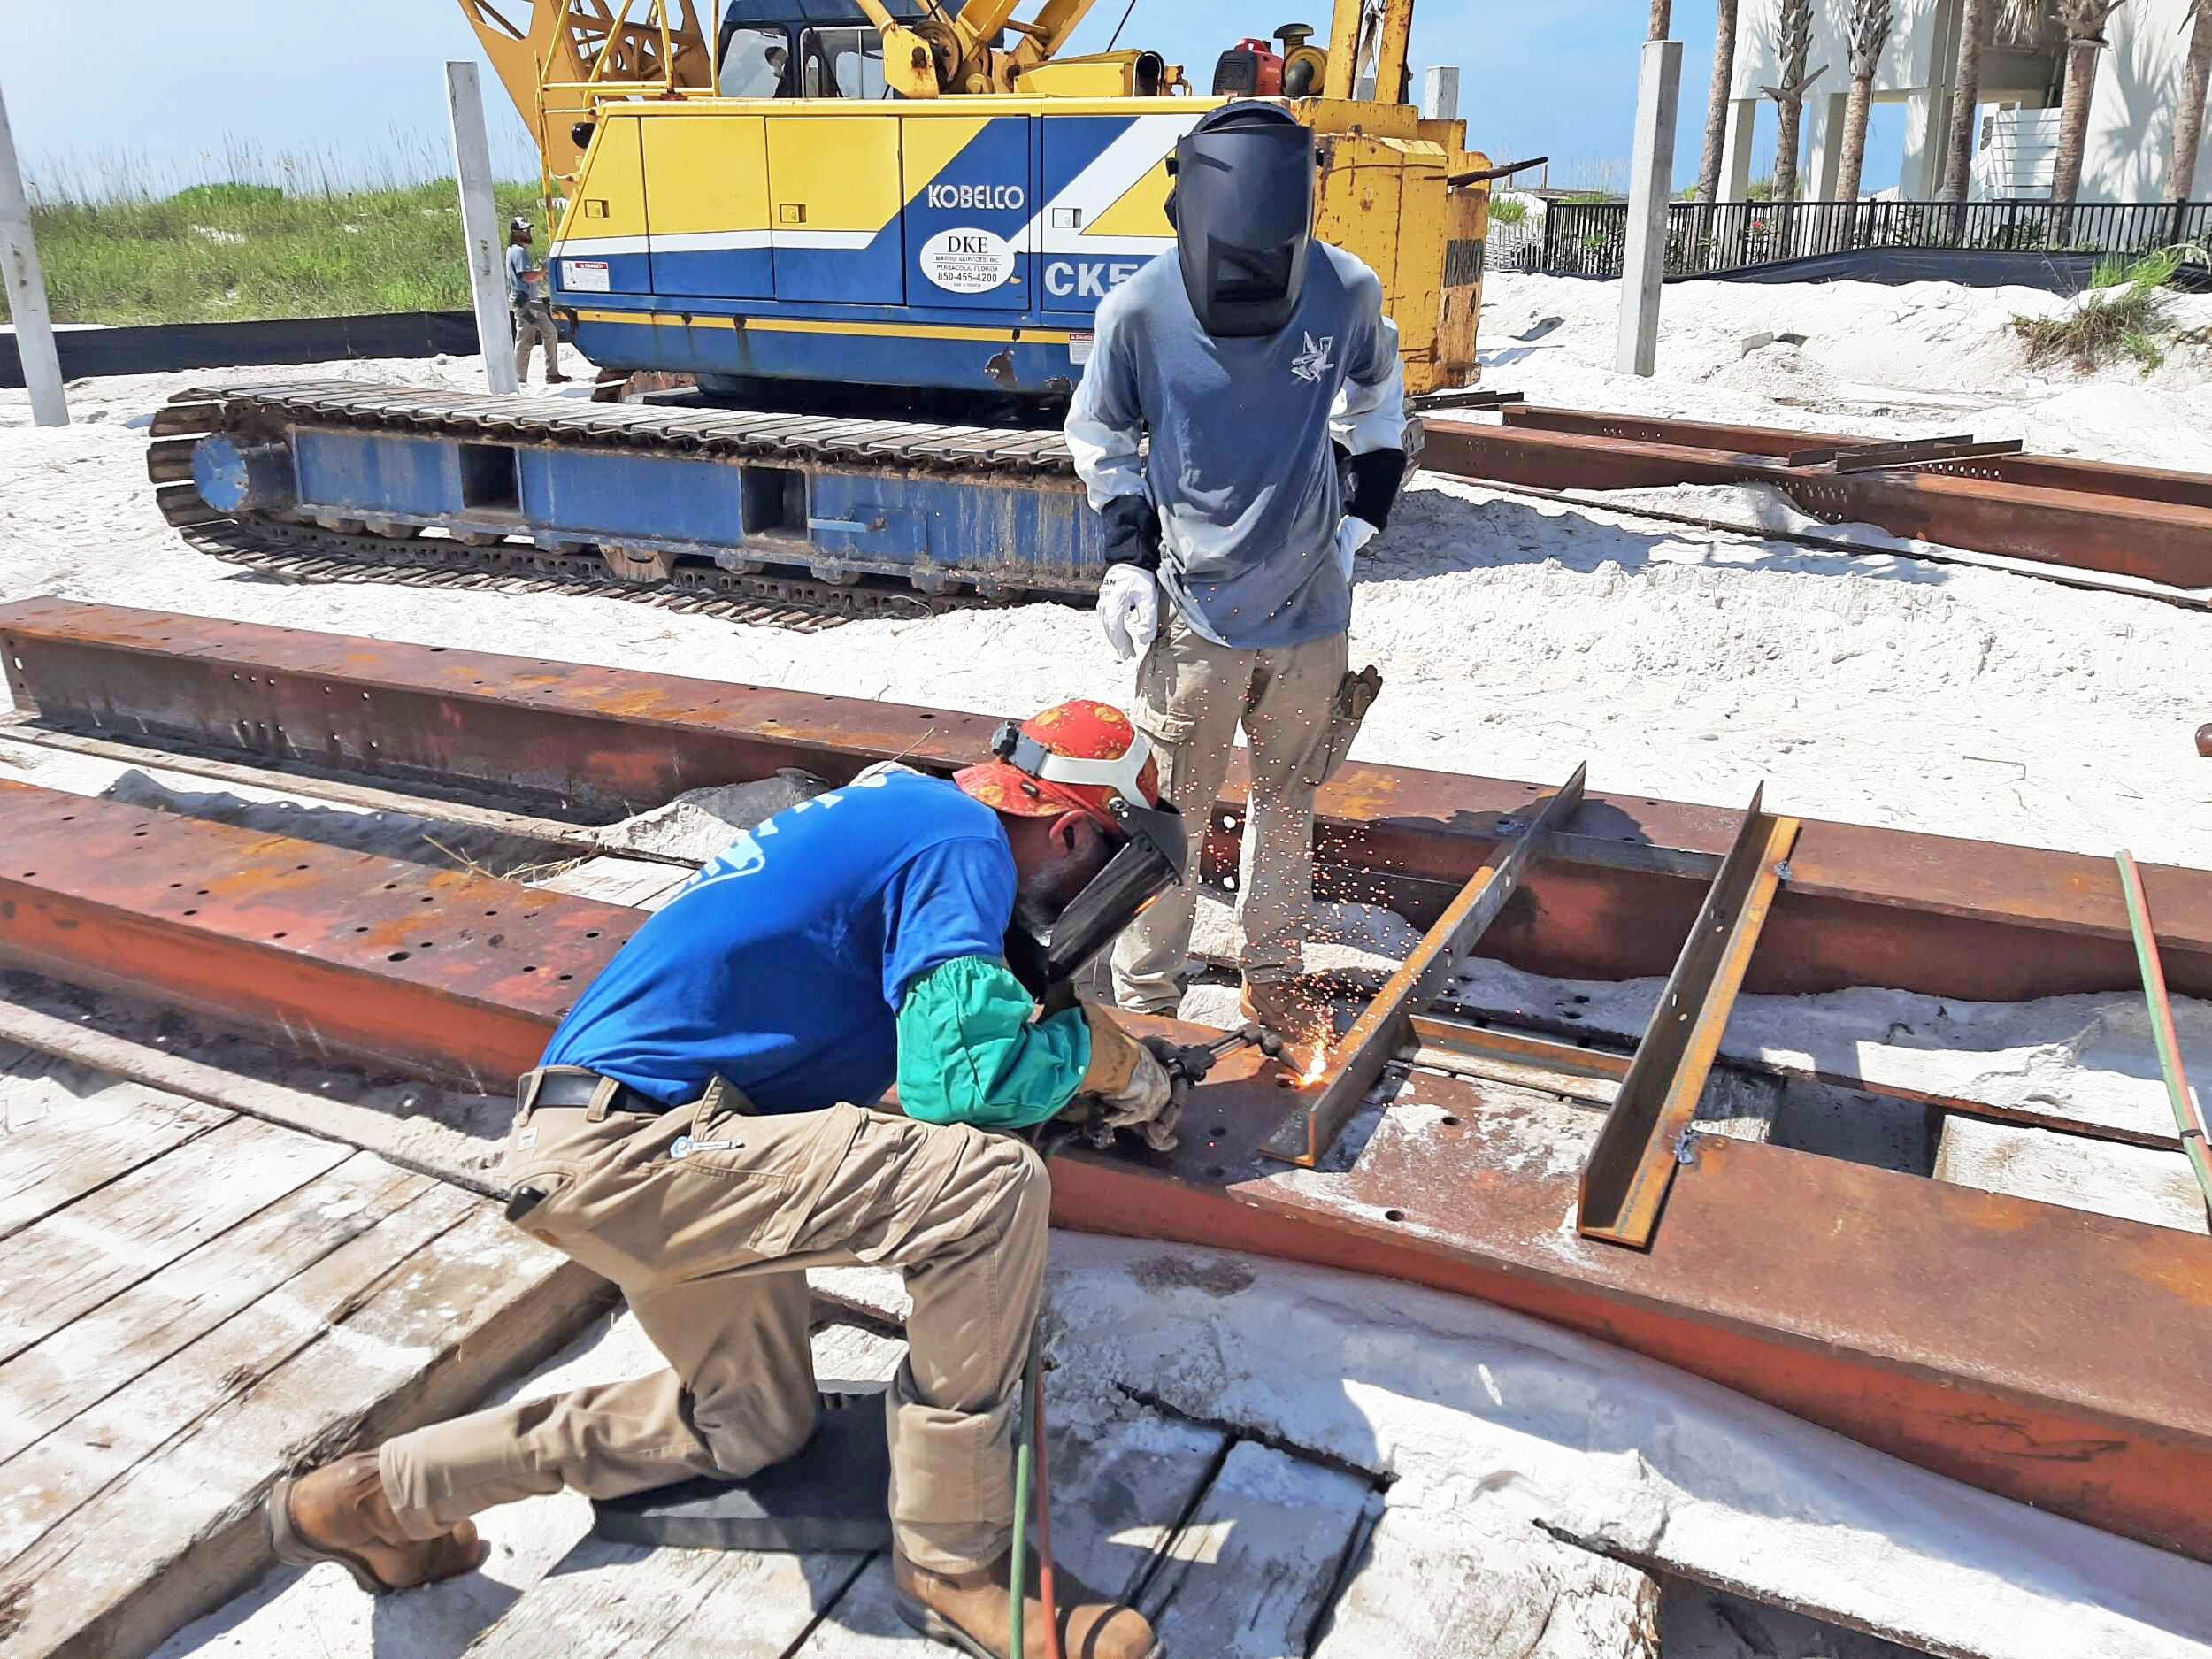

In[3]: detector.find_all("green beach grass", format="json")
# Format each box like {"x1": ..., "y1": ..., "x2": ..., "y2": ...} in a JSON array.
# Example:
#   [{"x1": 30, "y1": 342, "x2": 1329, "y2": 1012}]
[{"x1": 5, "y1": 170, "x2": 545, "y2": 326}]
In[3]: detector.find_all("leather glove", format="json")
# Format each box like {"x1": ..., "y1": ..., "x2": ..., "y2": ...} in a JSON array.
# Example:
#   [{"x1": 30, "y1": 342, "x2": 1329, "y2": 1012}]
[
  {"x1": 1333, "y1": 515, "x2": 1379, "y2": 581},
  {"x1": 1097, "y1": 563, "x2": 1160, "y2": 663},
  {"x1": 1074, "y1": 1003, "x2": 1182, "y2": 1150}
]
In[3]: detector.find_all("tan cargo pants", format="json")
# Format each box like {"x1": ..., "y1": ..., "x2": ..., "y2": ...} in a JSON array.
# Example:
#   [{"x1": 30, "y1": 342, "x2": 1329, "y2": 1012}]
[
  {"x1": 377, "y1": 1071, "x2": 1048, "y2": 1573},
  {"x1": 512, "y1": 300, "x2": 562, "y2": 383},
  {"x1": 1111, "y1": 608, "x2": 1350, "y2": 1014}
]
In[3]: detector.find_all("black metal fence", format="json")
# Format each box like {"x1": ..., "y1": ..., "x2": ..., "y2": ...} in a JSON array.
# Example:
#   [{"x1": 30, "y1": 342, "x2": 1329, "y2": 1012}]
[{"x1": 1540, "y1": 198, "x2": 2212, "y2": 279}]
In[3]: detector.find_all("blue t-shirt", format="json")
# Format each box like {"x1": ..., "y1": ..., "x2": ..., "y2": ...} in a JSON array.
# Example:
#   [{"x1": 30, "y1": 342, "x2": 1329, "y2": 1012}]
[{"x1": 541, "y1": 766, "x2": 1016, "y2": 1114}]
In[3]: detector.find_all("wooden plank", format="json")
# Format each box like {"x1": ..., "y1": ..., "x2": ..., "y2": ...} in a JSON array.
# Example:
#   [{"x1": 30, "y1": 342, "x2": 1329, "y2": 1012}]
[
  {"x1": 0, "y1": 1149, "x2": 434, "y2": 1463},
  {"x1": 461, "y1": 1321, "x2": 905, "y2": 1659},
  {"x1": 0, "y1": 1046, "x2": 232, "y2": 1240},
  {"x1": 1137, "y1": 1440, "x2": 1374, "y2": 1658},
  {"x1": 0, "y1": 1115, "x2": 350, "y2": 1363},
  {"x1": 791, "y1": 1409, "x2": 1229, "y2": 1657},
  {"x1": 537, "y1": 856, "x2": 692, "y2": 910},
  {"x1": 0, "y1": 990, "x2": 511, "y2": 1197},
  {"x1": 0, "y1": 1178, "x2": 480, "y2": 1569},
  {"x1": 1312, "y1": 1506, "x2": 1661, "y2": 1658},
  {"x1": 0, "y1": 1202, "x2": 605, "y2": 1659}
]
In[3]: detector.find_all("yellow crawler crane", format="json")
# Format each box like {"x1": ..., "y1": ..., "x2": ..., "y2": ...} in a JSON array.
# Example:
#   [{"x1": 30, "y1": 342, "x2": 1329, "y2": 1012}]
[
  {"x1": 456, "y1": 0, "x2": 1489, "y2": 398},
  {"x1": 157, "y1": 2, "x2": 1491, "y2": 613}
]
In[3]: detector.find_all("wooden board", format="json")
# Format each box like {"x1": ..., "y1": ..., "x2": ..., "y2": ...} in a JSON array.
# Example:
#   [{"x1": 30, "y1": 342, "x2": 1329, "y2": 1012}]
[
  {"x1": 0, "y1": 1149, "x2": 430, "y2": 1465},
  {"x1": 1312, "y1": 1506, "x2": 1660, "y2": 1658},
  {"x1": 462, "y1": 1322, "x2": 905, "y2": 1659},
  {"x1": 0, "y1": 1188, "x2": 604, "y2": 1659},
  {"x1": 1137, "y1": 1440, "x2": 1374, "y2": 1659},
  {"x1": 788, "y1": 1408, "x2": 1229, "y2": 1657},
  {"x1": 0, "y1": 1044, "x2": 231, "y2": 1240},
  {"x1": 0, "y1": 1114, "x2": 350, "y2": 1363}
]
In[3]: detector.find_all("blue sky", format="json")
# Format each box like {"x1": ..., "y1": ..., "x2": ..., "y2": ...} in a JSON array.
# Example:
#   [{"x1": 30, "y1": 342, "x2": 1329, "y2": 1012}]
[{"x1": 6, "y1": 1, "x2": 1903, "y2": 198}]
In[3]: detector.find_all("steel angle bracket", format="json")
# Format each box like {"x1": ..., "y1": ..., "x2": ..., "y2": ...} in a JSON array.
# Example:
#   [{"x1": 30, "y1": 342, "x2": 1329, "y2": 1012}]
[
  {"x1": 2116, "y1": 849, "x2": 2212, "y2": 1217},
  {"x1": 1578, "y1": 786, "x2": 1801, "y2": 1248},
  {"x1": 1263, "y1": 763, "x2": 1590, "y2": 1168}
]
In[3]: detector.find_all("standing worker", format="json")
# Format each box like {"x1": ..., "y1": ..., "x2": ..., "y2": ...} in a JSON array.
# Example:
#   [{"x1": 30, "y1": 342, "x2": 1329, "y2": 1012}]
[
  {"x1": 263, "y1": 702, "x2": 1177, "y2": 1659},
  {"x1": 1066, "y1": 100, "x2": 1405, "y2": 1065},
  {"x1": 507, "y1": 216, "x2": 569, "y2": 387}
]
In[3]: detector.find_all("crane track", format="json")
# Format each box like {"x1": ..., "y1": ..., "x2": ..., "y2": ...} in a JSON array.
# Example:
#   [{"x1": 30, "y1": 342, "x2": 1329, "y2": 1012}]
[{"x1": 150, "y1": 380, "x2": 1084, "y2": 628}]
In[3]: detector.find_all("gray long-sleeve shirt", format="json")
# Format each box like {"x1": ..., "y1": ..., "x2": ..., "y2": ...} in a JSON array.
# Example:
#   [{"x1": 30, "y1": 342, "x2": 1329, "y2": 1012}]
[{"x1": 1065, "y1": 241, "x2": 1404, "y2": 651}]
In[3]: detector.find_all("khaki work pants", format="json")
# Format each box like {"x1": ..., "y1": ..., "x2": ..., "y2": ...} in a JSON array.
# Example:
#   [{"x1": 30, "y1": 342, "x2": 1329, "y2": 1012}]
[
  {"x1": 377, "y1": 1072, "x2": 1048, "y2": 1573},
  {"x1": 1111, "y1": 608, "x2": 1350, "y2": 1014},
  {"x1": 512, "y1": 300, "x2": 562, "y2": 382}
]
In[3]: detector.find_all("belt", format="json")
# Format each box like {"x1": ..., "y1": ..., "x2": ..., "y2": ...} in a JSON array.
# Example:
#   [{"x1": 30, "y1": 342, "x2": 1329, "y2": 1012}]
[{"x1": 523, "y1": 1066, "x2": 663, "y2": 1117}]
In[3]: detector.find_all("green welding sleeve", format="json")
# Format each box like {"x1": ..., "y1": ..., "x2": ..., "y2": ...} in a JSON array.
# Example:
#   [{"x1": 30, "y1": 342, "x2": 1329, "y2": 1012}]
[{"x1": 895, "y1": 955, "x2": 1093, "y2": 1130}]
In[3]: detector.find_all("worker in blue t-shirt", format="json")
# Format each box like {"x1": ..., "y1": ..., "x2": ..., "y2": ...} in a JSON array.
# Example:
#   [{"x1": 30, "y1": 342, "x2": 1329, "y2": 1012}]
[{"x1": 267, "y1": 701, "x2": 1171, "y2": 1659}]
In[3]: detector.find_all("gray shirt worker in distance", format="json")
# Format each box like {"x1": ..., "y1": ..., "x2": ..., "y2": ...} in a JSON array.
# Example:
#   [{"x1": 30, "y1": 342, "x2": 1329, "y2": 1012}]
[{"x1": 1065, "y1": 99, "x2": 1406, "y2": 1064}]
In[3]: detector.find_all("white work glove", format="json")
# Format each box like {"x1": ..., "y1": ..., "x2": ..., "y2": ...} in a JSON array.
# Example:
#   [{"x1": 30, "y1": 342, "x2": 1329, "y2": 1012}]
[
  {"x1": 1097, "y1": 563, "x2": 1160, "y2": 663},
  {"x1": 1334, "y1": 516, "x2": 1380, "y2": 582}
]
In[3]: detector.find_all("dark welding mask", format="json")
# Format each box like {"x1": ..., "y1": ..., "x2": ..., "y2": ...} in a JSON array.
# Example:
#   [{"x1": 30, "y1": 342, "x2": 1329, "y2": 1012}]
[
  {"x1": 1166, "y1": 101, "x2": 1318, "y2": 339},
  {"x1": 1000, "y1": 783, "x2": 1187, "y2": 1009}
]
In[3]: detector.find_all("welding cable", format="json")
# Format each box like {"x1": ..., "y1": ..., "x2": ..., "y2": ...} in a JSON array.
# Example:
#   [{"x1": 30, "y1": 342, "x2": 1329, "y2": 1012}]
[{"x1": 1029, "y1": 1319, "x2": 1067, "y2": 1659}]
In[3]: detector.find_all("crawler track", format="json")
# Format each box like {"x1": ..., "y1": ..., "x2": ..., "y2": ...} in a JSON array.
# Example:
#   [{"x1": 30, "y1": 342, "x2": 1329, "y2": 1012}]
[{"x1": 149, "y1": 381, "x2": 1081, "y2": 626}]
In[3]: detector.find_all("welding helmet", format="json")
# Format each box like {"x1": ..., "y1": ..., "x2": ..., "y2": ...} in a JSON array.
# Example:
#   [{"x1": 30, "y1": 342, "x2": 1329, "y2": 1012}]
[
  {"x1": 957, "y1": 700, "x2": 1187, "y2": 1002},
  {"x1": 1166, "y1": 100, "x2": 1318, "y2": 339}
]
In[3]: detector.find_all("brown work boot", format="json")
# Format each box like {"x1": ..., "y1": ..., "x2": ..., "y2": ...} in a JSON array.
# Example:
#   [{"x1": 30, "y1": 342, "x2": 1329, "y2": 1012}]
[
  {"x1": 1240, "y1": 975, "x2": 1335, "y2": 1078},
  {"x1": 266, "y1": 1452, "x2": 487, "y2": 1594},
  {"x1": 892, "y1": 1547, "x2": 1158, "y2": 1659}
]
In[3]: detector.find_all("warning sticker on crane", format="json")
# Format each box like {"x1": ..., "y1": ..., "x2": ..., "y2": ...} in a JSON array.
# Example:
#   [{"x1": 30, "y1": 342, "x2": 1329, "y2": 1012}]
[
  {"x1": 920, "y1": 228, "x2": 1016, "y2": 295},
  {"x1": 563, "y1": 260, "x2": 611, "y2": 294}
]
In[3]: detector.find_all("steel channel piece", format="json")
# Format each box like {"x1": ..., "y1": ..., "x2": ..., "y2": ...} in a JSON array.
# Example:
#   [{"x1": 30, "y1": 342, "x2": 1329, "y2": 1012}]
[
  {"x1": 2116, "y1": 849, "x2": 2212, "y2": 1216},
  {"x1": 1579, "y1": 787, "x2": 1802, "y2": 1248},
  {"x1": 1263, "y1": 764, "x2": 1589, "y2": 1166}
]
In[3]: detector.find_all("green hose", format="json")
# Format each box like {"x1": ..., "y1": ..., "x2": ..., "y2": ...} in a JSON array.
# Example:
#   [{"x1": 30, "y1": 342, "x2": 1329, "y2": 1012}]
[{"x1": 1010, "y1": 1432, "x2": 1032, "y2": 1659}]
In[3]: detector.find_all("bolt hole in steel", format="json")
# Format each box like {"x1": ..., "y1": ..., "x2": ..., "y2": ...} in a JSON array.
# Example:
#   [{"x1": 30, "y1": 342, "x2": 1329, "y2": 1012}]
[
  {"x1": 523, "y1": 965, "x2": 538, "y2": 973},
  {"x1": 388, "y1": 951, "x2": 410, "y2": 962},
  {"x1": 196, "y1": 888, "x2": 210, "y2": 896},
  {"x1": 272, "y1": 931, "x2": 288, "y2": 940},
  {"x1": 584, "y1": 929, "x2": 600, "y2": 939},
  {"x1": 60, "y1": 815, "x2": 73, "y2": 822},
  {"x1": 183, "y1": 909, "x2": 198, "y2": 917},
  {"x1": 1384, "y1": 1208, "x2": 1407, "y2": 1223},
  {"x1": 1441, "y1": 1115, "x2": 1463, "y2": 1127},
  {"x1": 557, "y1": 972, "x2": 573, "y2": 982}
]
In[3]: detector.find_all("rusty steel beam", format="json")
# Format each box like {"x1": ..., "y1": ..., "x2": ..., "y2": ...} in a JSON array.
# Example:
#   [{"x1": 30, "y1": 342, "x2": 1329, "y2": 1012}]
[
  {"x1": 1421, "y1": 418, "x2": 2212, "y2": 591},
  {"x1": 2, "y1": 780, "x2": 2209, "y2": 1563},
  {"x1": 6, "y1": 599, "x2": 2212, "y2": 1005},
  {"x1": 1501, "y1": 404, "x2": 2212, "y2": 511},
  {"x1": 1579, "y1": 788, "x2": 1801, "y2": 1248}
]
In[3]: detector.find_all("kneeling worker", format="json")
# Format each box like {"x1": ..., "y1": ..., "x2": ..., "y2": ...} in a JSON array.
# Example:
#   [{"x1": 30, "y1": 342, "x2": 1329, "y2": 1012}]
[
  {"x1": 266, "y1": 701, "x2": 1176, "y2": 1659},
  {"x1": 1067, "y1": 100, "x2": 1403, "y2": 1064}
]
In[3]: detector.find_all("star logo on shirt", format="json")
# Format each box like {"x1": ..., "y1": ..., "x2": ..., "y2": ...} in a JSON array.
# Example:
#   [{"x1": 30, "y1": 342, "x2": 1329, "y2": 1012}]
[{"x1": 1290, "y1": 332, "x2": 1336, "y2": 384}]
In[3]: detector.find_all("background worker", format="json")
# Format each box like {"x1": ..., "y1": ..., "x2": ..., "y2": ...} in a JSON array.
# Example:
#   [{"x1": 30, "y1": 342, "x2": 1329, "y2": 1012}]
[
  {"x1": 1066, "y1": 100, "x2": 1405, "y2": 1064},
  {"x1": 264, "y1": 702, "x2": 1176, "y2": 1659},
  {"x1": 507, "y1": 216, "x2": 568, "y2": 386}
]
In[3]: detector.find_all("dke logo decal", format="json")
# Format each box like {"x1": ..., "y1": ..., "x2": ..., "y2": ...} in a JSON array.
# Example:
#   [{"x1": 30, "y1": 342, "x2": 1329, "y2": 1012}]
[
  {"x1": 1291, "y1": 332, "x2": 1336, "y2": 384},
  {"x1": 922, "y1": 227, "x2": 1018, "y2": 294}
]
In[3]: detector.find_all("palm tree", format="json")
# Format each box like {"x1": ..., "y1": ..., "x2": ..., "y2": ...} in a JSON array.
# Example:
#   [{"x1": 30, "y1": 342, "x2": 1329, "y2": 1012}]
[
  {"x1": 1762, "y1": 0, "x2": 1826, "y2": 219},
  {"x1": 1696, "y1": 0, "x2": 1742, "y2": 202},
  {"x1": 2050, "y1": 0, "x2": 2129, "y2": 233},
  {"x1": 1939, "y1": 0, "x2": 1995, "y2": 203},
  {"x1": 2172, "y1": 1, "x2": 2211, "y2": 234},
  {"x1": 1836, "y1": 0, "x2": 1897, "y2": 216}
]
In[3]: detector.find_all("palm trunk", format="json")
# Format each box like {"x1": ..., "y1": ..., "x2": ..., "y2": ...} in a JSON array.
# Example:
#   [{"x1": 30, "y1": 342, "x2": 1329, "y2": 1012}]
[
  {"x1": 1697, "y1": 0, "x2": 1741, "y2": 202},
  {"x1": 2050, "y1": 34, "x2": 2100, "y2": 237},
  {"x1": 2172, "y1": 4, "x2": 2211, "y2": 238},
  {"x1": 1838, "y1": 73, "x2": 1875, "y2": 208},
  {"x1": 1775, "y1": 95, "x2": 1806, "y2": 211},
  {"x1": 1650, "y1": 0, "x2": 1673, "y2": 38},
  {"x1": 1939, "y1": 0, "x2": 1993, "y2": 204}
]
